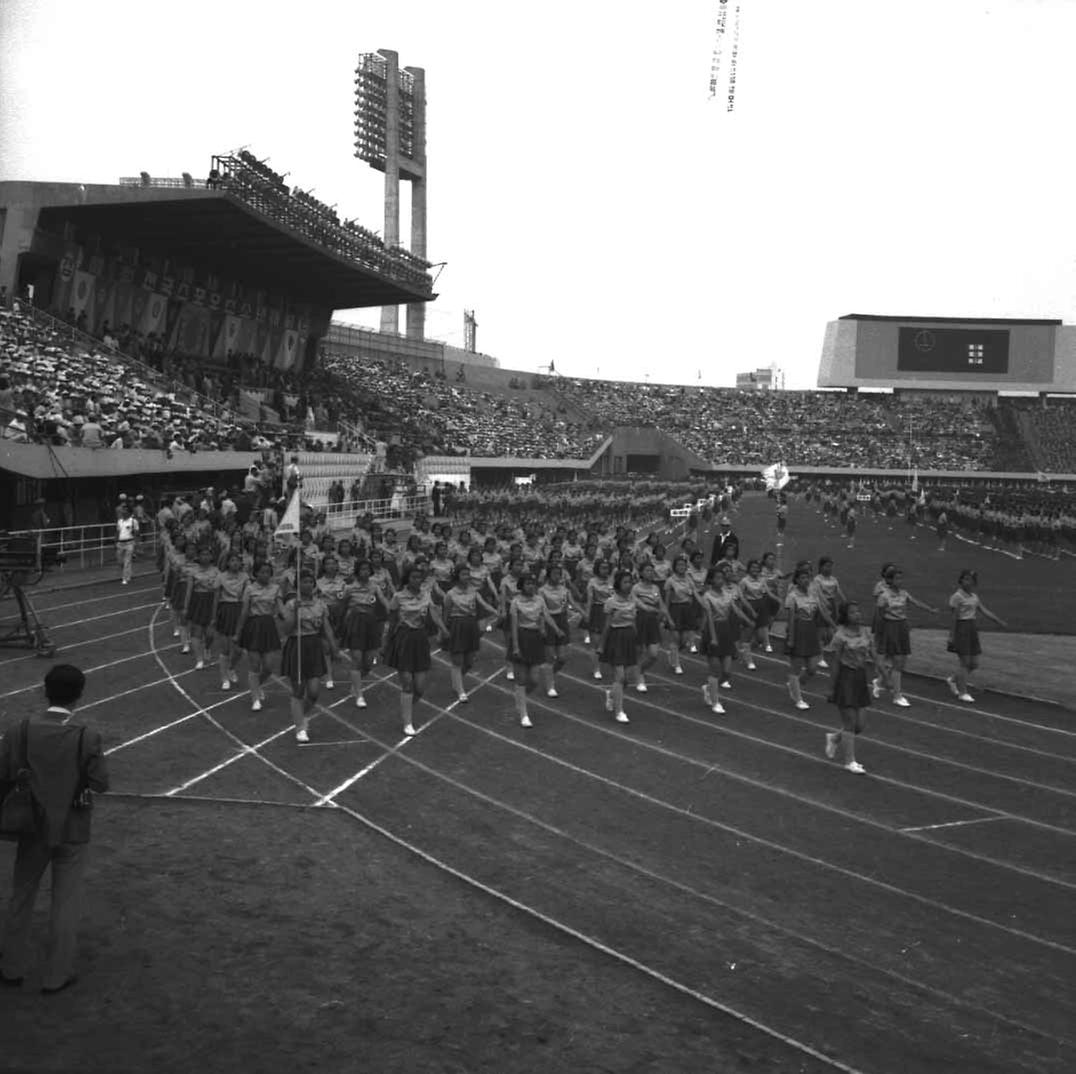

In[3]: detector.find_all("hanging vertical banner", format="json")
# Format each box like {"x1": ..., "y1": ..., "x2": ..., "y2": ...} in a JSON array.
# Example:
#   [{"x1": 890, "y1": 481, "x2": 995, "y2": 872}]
[{"x1": 708, "y1": 1, "x2": 741, "y2": 111}]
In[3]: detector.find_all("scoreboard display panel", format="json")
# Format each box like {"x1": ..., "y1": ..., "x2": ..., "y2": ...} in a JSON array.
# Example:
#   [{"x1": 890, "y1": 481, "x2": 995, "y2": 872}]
[{"x1": 897, "y1": 327, "x2": 1009, "y2": 375}]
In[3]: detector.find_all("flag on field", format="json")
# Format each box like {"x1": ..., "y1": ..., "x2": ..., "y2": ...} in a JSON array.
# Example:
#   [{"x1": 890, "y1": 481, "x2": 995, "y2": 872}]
[
  {"x1": 274, "y1": 491, "x2": 301, "y2": 540},
  {"x1": 762, "y1": 461, "x2": 790, "y2": 491},
  {"x1": 911, "y1": 466, "x2": 919, "y2": 492}
]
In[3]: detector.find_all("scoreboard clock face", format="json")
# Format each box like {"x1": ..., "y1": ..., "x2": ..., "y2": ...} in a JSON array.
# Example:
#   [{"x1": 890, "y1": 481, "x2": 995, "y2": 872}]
[{"x1": 897, "y1": 327, "x2": 1010, "y2": 374}]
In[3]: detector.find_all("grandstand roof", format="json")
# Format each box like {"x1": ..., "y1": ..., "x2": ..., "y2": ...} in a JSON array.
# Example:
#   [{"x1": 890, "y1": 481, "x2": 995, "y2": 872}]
[
  {"x1": 1, "y1": 181, "x2": 433, "y2": 310},
  {"x1": 839, "y1": 313, "x2": 1062, "y2": 326}
]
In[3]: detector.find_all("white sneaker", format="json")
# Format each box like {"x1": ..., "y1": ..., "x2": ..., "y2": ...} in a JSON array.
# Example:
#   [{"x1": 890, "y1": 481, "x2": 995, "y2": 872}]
[
  {"x1": 893, "y1": 696, "x2": 911, "y2": 707},
  {"x1": 945, "y1": 676, "x2": 959, "y2": 697},
  {"x1": 845, "y1": 761, "x2": 866, "y2": 774},
  {"x1": 547, "y1": 688, "x2": 559, "y2": 698},
  {"x1": 702, "y1": 684, "x2": 712, "y2": 707},
  {"x1": 506, "y1": 670, "x2": 515, "y2": 682},
  {"x1": 181, "y1": 645, "x2": 190, "y2": 654},
  {"x1": 764, "y1": 644, "x2": 773, "y2": 653},
  {"x1": 230, "y1": 669, "x2": 239, "y2": 683},
  {"x1": 711, "y1": 702, "x2": 725, "y2": 715},
  {"x1": 958, "y1": 693, "x2": 975, "y2": 703},
  {"x1": 871, "y1": 678, "x2": 882, "y2": 699},
  {"x1": 635, "y1": 682, "x2": 648, "y2": 693},
  {"x1": 584, "y1": 634, "x2": 591, "y2": 645},
  {"x1": 592, "y1": 669, "x2": 603, "y2": 680},
  {"x1": 324, "y1": 679, "x2": 335, "y2": 690},
  {"x1": 746, "y1": 661, "x2": 756, "y2": 671},
  {"x1": 295, "y1": 729, "x2": 309, "y2": 743},
  {"x1": 252, "y1": 699, "x2": 262, "y2": 712},
  {"x1": 520, "y1": 714, "x2": 533, "y2": 728},
  {"x1": 355, "y1": 695, "x2": 367, "y2": 709},
  {"x1": 122, "y1": 579, "x2": 129, "y2": 585},
  {"x1": 615, "y1": 711, "x2": 629, "y2": 723},
  {"x1": 720, "y1": 679, "x2": 732, "y2": 690},
  {"x1": 195, "y1": 660, "x2": 204, "y2": 670},
  {"x1": 403, "y1": 723, "x2": 417, "y2": 736},
  {"x1": 221, "y1": 680, "x2": 231, "y2": 691},
  {"x1": 795, "y1": 700, "x2": 810, "y2": 710},
  {"x1": 458, "y1": 693, "x2": 470, "y2": 704},
  {"x1": 817, "y1": 658, "x2": 829, "y2": 669},
  {"x1": 674, "y1": 665, "x2": 684, "y2": 675},
  {"x1": 604, "y1": 689, "x2": 613, "y2": 712},
  {"x1": 172, "y1": 628, "x2": 181, "y2": 638},
  {"x1": 689, "y1": 645, "x2": 699, "y2": 654},
  {"x1": 825, "y1": 733, "x2": 838, "y2": 759}
]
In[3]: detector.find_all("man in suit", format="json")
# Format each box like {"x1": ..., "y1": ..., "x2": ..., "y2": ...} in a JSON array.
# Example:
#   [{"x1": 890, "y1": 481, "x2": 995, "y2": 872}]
[
  {"x1": 0, "y1": 664, "x2": 109, "y2": 993},
  {"x1": 709, "y1": 515, "x2": 739, "y2": 565}
]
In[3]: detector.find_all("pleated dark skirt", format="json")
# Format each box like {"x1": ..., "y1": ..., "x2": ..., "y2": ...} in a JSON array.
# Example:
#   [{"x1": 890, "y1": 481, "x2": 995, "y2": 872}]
[{"x1": 282, "y1": 634, "x2": 326, "y2": 682}]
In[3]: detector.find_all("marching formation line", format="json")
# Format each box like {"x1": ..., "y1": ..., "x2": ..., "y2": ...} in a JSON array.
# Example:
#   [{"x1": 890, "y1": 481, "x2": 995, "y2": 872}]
[{"x1": 311, "y1": 693, "x2": 1068, "y2": 1047}]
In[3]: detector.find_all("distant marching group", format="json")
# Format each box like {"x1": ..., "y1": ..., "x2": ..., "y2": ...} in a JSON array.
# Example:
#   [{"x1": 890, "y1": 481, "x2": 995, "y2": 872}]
[{"x1": 150, "y1": 493, "x2": 1007, "y2": 775}]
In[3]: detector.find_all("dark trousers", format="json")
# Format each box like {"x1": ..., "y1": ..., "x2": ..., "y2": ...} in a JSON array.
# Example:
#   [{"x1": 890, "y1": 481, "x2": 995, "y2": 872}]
[{"x1": 1, "y1": 837, "x2": 87, "y2": 988}]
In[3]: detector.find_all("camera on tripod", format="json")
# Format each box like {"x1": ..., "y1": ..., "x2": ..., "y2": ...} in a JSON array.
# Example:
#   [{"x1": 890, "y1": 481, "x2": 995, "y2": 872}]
[{"x1": 0, "y1": 533, "x2": 67, "y2": 576}]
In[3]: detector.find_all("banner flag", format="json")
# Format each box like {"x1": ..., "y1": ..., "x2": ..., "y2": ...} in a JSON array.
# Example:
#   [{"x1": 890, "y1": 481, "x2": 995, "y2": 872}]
[
  {"x1": 275, "y1": 329, "x2": 299, "y2": 370},
  {"x1": 275, "y1": 491, "x2": 301, "y2": 540},
  {"x1": 762, "y1": 461, "x2": 790, "y2": 491},
  {"x1": 141, "y1": 292, "x2": 168, "y2": 336},
  {"x1": 213, "y1": 314, "x2": 243, "y2": 359},
  {"x1": 71, "y1": 270, "x2": 95, "y2": 319}
]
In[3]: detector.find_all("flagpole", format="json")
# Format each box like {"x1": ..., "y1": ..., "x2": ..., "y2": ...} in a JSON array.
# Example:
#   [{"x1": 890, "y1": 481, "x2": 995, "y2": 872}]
[{"x1": 296, "y1": 533, "x2": 302, "y2": 689}]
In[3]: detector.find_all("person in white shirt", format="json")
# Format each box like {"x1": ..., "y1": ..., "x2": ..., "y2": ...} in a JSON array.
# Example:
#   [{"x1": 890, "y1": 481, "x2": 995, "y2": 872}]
[{"x1": 116, "y1": 505, "x2": 139, "y2": 585}]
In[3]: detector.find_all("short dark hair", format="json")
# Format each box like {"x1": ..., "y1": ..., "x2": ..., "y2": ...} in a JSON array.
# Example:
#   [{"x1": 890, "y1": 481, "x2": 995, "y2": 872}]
[{"x1": 44, "y1": 664, "x2": 86, "y2": 707}]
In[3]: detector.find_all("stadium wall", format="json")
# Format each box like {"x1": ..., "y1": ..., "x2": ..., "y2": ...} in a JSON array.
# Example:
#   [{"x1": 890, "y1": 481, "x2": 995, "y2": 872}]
[
  {"x1": 325, "y1": 322, "x2": 498, "y2": 369},
  {"x1": 0, "y1": 441, "x2": 260, "y2": 479}
]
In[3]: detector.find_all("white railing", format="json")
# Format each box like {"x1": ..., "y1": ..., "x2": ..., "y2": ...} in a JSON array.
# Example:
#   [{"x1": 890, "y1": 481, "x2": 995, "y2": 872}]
[
  {"x1": 321, "y1": 494, "x2": 429, "y2": 532},
  {"x1": 6, "y1": 522, "x2": 159, "y2": 572}
]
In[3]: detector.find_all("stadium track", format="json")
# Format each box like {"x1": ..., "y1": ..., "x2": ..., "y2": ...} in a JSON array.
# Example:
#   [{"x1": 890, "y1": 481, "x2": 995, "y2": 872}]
[{"x1": 1, "y1": 569, "x2": 1074, "y2": 1074}]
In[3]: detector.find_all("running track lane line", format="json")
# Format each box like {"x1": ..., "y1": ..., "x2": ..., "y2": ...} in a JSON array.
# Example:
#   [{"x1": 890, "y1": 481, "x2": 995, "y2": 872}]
[
  {"x1": 0, "y1": 643, "x2": 184, "y2": 699},
  {"x1": 157, "y1": 671, "x2": 398, "y2": 793},
  {"x1": 900, "y1": 817, "x2": 1010, "y2": 834},
  {"x1": 442, "y1": 675, "x2": 1076, "y2": 955},
  {"x1": 643, "y1": 664, "x2": 1076, "y2": 803},
  {"x1": 483, "y1": 636, "x2": 1076, "y2": 844},
  {"x1": 27, "y1": 583, "x2": 159, "y2": 613},
  {"x1": 144, "y1": 607, "x2": 326, "y2": 803},
  {"x1": 672, "y1": 644, "x2": 1076, "y2": 763},
  {"x1": 311, "y1": 697, "x2": 1072, "y2": 1047},
  {"x1": 0, "y1": 623, "x2": 160, "y2": 670},
  {"x1": 311, "y1": 666, "x2": 507, "y2": 807},
  {"x1": 325, "y1": 797, "x2": 870, "y2": 1074},
  {"x1": 106, "y1": 791, "x2": 318, "y2": 810}
]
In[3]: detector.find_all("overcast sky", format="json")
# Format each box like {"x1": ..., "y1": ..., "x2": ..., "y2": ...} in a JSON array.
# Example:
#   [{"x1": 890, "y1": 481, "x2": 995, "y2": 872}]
[{"x1": 2, "y1": 0, "x2": 1075, "y2": 387}]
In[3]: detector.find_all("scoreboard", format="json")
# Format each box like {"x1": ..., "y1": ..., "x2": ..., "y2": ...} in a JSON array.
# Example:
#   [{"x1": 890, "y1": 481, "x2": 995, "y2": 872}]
[
  {"x1": 896, "y1": 327, "x2": 1009, "y2": 375},
  {"x1": 818, "y1": 314, "x2": 1076, "y2": 392}
]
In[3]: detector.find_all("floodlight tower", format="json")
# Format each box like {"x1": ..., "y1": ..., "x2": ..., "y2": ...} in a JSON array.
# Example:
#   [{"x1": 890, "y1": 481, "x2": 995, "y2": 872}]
[{"x1": 354, "y1": 49, "x2": 427, "y2": 339}]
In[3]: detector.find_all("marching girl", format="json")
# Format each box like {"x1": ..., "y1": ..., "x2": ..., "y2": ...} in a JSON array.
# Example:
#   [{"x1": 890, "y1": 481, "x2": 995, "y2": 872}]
[
  {"x1": 759, "y1": 551, "x2": 783, "y2": 648},
  {"x1": 720, "y1": 561, "x2": 755, "y2": 687},
  {"x1": 315, "y1": 555, "x2": 349, "y2": 690},
  {"x1": 650, "y1": 544, "x2": 672, "y2": 584},
  {"x1": 598, "y1": 570, "x2": 642, "y2": 724},
  {"x1": 945, "y1": 570, "x2": 1007, "y2": 703},
  {"x1": 663, "y1": 555, "x2": 697, "y2": 675},
  {"x1": 508, "y1": 574, "x2": 563, "y2": 727},
  {"x1": 699, "y1": 564, "x2": 753, "y2": 715},
  {"x1": 810, "y1": 557, "x2": 847, "y2": 669},
  {"x1": 686, "y1": 550, "x2": 709, "y2": 653},
  {"x1": 481, "y1": 537, "x2": 504, "y2": 589},
  {"x1": 499, "y1": 558, "x2": 525, "y2": 681},
  {"x1": 539, "y1": 563, "x2": 583, "y2": 697},
  {"x1": 335, "y1": 538, "x2": 357, "y2": 583},
  {"x1": 738, "y1": 559, "x2": 773, "y2": 670},
  {"x1": 784, "y1": 565, "x2": 835, "y2": 711},
  {"x1": 211, "y1": 552, "x2": 247, "y2": 690},
  {"x1": 464, "y1": 546, "x2": 500, "y2": 612},
  {"x1": 183, "y1": 545, "x2": 222, "y2": 670},
  {"x1": 584, "y1": 559, "x2": 615, "y2": 680},
  {"x1": 368, "y1": 548, "x2": 396, "y2": 601},
  {"x1": 870, "y1": 563, "x2": 895, "y2": 653},
  {"x1": 719, "y1": 541, "x2": 747, "y2": 583},
  {"x1": 157, "y1": 519, "x2": 175, "y2": 600},
  {"x1": 631, "y1": 562, "x2": 675, "y2": 693},
  {"x1": 872, "y1": 565, "x2": 940, "y2": 707},
  {"x1": 232, "y1": 560, "x2": 285, "y2": 712},
  {"x1": 444, "y1": 563, "x2": 499, "y2": 703},
  {"x1": 936, "y1": 509, "x2": 949, "y2": 552},
  {"x1": 824, "y1": 602, "x2": 878, "y2": 773},
  {"x1": 280, "y1": 572, "x2": 348, "y2": 743},
  {"x1": 845, "y1": 504, "x2": 857, "y2": 550},
  {"x1": 430, "y1": 541, "x2": 456, "y2": 588},
  {"x1": 383, "y1": 561, "x2": 449, "y2": 737},
  {"x1": 342, "y1": 560, "x2": 391, "y2": 709},
  {"x1": 561, "y1": 530, "x2": 585, "y2": 583},
  {"x1": 169, "y1": 536, "x2": 194, "y2": 653}
]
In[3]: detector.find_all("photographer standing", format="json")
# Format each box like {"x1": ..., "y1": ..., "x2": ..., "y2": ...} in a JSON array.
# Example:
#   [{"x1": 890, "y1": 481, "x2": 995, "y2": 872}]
[{"x1": 1, "y1": 664, "x2": 109, "y2": 993}]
